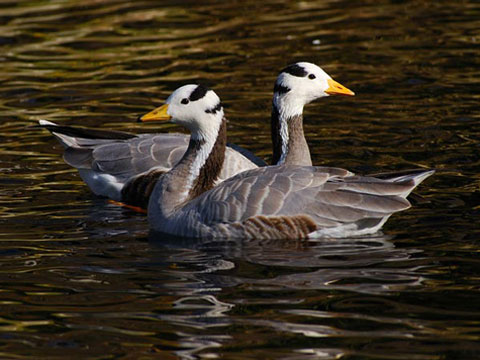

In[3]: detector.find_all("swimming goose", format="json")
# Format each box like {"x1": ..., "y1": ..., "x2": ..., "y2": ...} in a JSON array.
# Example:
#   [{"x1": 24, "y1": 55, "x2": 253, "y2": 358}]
[
  {"x1": 141, "y1": 84, "x2": 434, "y2": 239},
  {"x1": 37, "y1": 86, "x2": 264, "y2": 208}
]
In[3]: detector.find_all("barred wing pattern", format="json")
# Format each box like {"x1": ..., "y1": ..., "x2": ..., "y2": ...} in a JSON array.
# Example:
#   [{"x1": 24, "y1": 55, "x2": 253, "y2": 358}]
[
  {"x1": 65, "y1": 133, "x2": 189, "y2": 181},
  {"x1": 157, "y1": 165, "x2": 421, "y2": 239},
  {"x1": 40, "y1": 121, "x2": 264, "y2": 203}
]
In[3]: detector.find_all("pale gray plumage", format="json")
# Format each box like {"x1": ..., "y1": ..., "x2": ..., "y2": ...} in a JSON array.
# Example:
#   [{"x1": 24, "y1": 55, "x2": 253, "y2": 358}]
[
  {"x1": 38, "y1": 119, "x2": 263, "y2": 205},
  {"x1": 151, "y1": 164, "x2": 432, "y2": 239},
  {"x1": 65, "y1": 133, "x2": 188, "y2": 178}
]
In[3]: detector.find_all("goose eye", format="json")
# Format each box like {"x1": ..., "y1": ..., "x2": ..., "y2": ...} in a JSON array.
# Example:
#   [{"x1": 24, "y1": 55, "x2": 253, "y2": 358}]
[
  {"x1": 308, "y1": 74, "x2": 316, "y2": 80},
  {"x1": 181, "y1": 98, "x2": 189, "y2": 105}
]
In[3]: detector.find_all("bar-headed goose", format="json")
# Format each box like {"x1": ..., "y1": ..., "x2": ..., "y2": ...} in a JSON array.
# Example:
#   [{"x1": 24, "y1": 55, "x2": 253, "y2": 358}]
[
  {"x1": 37, "y1": 85, "x2": 264, "y2": 209},
  {"x1": 142, "y1": 84, "x2": 433, "y2": 239}
]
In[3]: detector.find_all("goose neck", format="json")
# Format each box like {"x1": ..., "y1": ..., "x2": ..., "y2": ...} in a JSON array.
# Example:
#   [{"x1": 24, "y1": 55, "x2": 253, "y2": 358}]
[
  {"x1": 149, "y1": 118, "x2": 226, "y2": 217},
  {"x1": 271, "y1": 99, "x2": 312, "y2": 166}
]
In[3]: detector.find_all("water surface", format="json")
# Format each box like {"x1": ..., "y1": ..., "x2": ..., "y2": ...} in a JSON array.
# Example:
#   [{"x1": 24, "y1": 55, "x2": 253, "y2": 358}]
[{"x1": 1, "y1": 0, "x2": 480, "y2": 359}]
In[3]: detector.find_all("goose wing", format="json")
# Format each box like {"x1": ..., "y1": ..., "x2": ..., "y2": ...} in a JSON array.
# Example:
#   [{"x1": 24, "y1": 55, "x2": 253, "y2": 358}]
[
  {"x1": 179, "y1": 165, "x2": 420, "y2": 237},
  {"x1": 69, "y1": 133, "x2": 263, "y2": 184},
  {"x1": 39, "y1": 121, "x2": 264, "y2": 181},
  {"x1": 64, "y1": 133, "x2": 189, "y2": 180}
]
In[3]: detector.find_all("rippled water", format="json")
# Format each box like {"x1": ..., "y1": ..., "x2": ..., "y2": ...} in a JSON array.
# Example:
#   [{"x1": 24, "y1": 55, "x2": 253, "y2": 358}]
[{"x1": 1, "y1": 0, "x2": 480, "y2": 358}]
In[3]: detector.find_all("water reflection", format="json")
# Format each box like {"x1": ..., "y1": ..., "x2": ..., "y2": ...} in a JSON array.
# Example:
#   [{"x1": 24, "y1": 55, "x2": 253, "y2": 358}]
[{"x1": 144, "y1": 233, "x2": 430, "y2": 358}]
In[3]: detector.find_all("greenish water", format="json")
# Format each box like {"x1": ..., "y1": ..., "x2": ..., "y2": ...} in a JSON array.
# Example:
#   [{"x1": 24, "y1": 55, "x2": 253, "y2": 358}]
[{"x1": 1, "y1": 0, "x2": 480, "y2": 358}]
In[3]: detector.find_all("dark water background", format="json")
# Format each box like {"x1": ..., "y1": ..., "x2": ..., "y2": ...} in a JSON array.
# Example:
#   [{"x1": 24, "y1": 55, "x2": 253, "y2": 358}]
[{"x1": 1, "y1": 0, "x2": 480, "y2": 358}]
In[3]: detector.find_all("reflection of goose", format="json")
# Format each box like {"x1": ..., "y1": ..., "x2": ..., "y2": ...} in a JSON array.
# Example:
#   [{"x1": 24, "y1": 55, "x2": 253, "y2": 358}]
[
  {"x1": 141, "y1": 84, "x2": 433, "y2": 239},
  {"x1": 37, "y1": 62, "x2": 353, "y2": 209}
]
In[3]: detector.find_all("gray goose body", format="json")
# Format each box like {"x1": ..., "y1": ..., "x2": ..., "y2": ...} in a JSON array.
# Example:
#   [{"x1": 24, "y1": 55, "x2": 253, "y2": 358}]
[
  {"x1": 38, "y1": 123, "x2": 262, "y2": 208},
  {"x1": 155, "y1": 165, "x2": 433, "y2": 239},
  {"x1": 146, "y1": 84, "x2": 433, "y2": 240}
]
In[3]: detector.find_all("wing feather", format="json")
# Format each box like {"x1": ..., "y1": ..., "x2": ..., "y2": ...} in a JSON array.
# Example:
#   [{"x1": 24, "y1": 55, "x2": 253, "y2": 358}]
[
  {"x1": 58, "y1": 128, "x2": 261, "y2": 198},
  {"x1": 181, "y1": 165, "x2": 412, "y2": 232}
]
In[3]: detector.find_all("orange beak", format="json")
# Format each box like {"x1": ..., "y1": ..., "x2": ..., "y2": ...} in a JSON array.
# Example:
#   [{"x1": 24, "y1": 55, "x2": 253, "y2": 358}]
[
  {"x1": 138, "y1": 104, "x2": 171, "y2": 122},
  {"x1": 325, "y1": 79, "x2": 355, "y2": 96}
]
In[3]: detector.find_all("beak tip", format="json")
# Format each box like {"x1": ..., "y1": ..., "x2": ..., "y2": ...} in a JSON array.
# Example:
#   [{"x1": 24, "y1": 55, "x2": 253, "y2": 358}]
[{"x1": 137, "y1": 115, "x2": 143, "y2": 123}]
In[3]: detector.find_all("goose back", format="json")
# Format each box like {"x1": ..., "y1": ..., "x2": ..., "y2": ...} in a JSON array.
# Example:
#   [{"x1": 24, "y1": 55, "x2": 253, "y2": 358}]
[{"x1": 150, "y1": 165, "x2": 430, "y2": 239}]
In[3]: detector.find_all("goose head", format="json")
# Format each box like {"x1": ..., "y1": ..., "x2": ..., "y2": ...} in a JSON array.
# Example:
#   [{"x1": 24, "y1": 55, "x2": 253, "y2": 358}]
[
  {"x1": 273, "y1": 62, "x2": 354, "y2": 115},
  {"x1": 139, "y1": 84, "x2": 224, "y2": 142}
]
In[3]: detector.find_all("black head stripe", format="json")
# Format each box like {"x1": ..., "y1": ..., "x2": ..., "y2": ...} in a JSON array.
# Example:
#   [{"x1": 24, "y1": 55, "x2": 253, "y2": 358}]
[
  {"x1": 205, "y1": 102, "x2": 222, "y2": 114},
  {"x1": 274, "y1": 82, "x2": 291, "y2": 95},
  {"x1": 189, "y1": 84, "x2": 209, "y2": 101},
  {"x1": 281, "y1": 64, "x2": 307, "y2": 77}
]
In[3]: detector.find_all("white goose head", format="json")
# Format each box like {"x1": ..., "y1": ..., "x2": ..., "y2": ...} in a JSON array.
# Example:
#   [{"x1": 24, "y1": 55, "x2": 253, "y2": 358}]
[
  {"x1": 139, "y1": 84, "x2": 227, "y2": 211},
  {"x1": 140, "y1": 84, "x2": 224, "y2": 142},
  {"x1": 273, "y1": 62, "x2": 354, "y2": 116}
]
